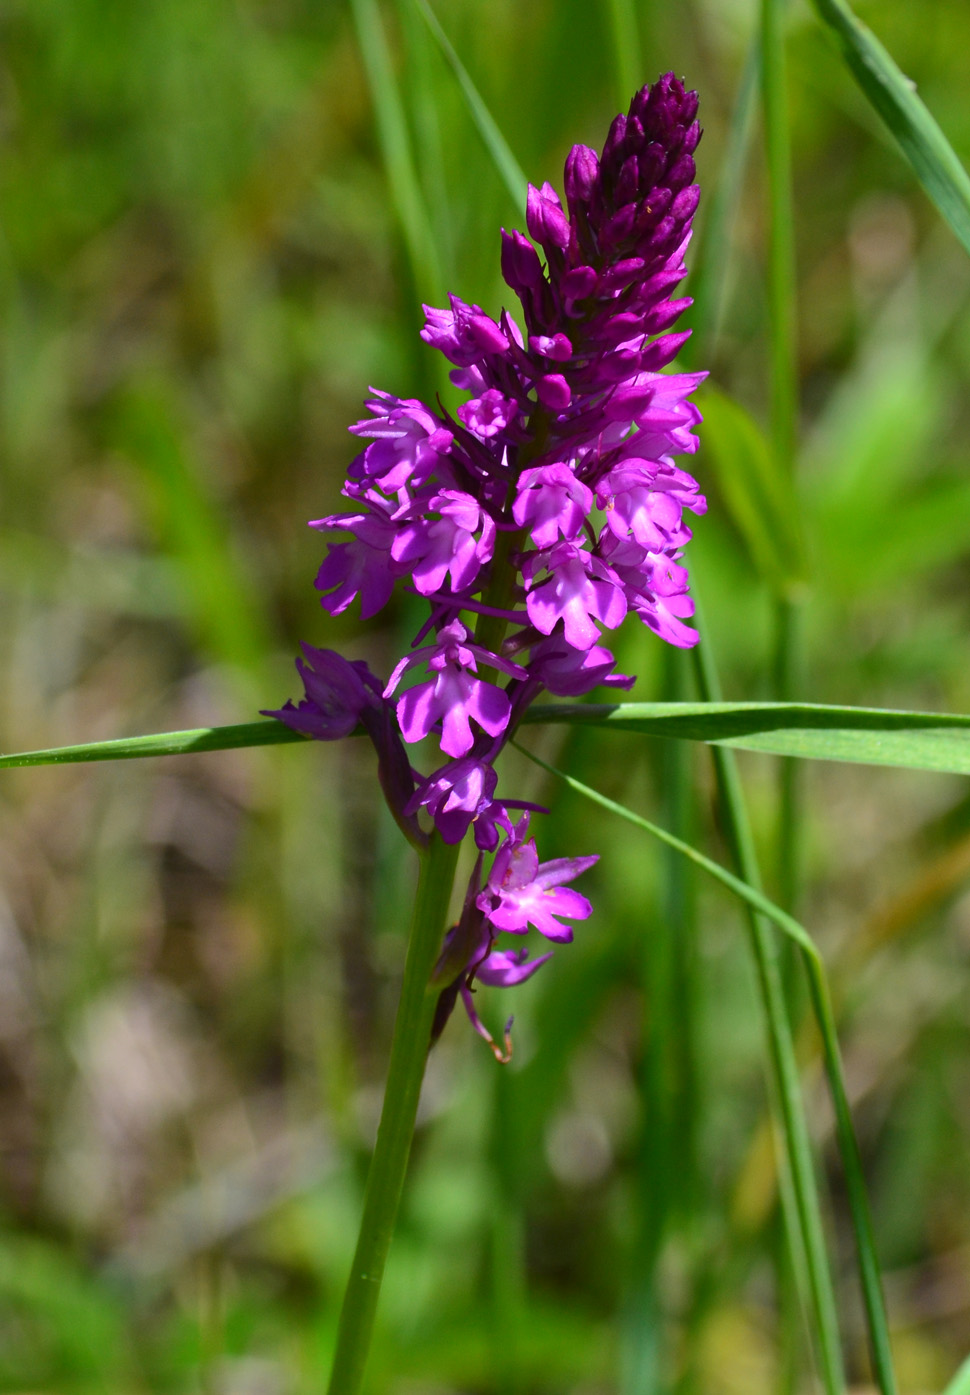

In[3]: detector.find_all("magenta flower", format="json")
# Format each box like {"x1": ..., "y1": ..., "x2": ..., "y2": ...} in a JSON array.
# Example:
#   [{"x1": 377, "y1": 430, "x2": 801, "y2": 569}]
[
  {"x1": 478, "y1": 816, "x2": 598, "y2": 944},
  {"x1": 270, "y1": 74, "x2": 707, "y2": 1051}
]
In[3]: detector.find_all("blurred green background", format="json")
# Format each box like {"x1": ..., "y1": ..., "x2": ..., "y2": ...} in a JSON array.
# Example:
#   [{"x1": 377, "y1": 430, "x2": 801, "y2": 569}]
[{"x1": 2, "y1": 0, "x2": 970, "y2": 1391}]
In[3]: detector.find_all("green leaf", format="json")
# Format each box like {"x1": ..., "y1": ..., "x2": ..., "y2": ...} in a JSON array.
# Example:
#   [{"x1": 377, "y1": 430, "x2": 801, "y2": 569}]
[
  {"x1": 0, "y1": 721, "x2": 304, "y2": 769},
  {"x1": 411, "y1": 0, "x2": 528, "y2": 212},
  {"x1": 809, "y1": 0, "x2": 970, "y2": 259},
  {"x1": 942, "y1": 1354, "x2": 970, "y2": 1395},
  {"x1": 527, "y1": 700, "x2": 970, "y2": 775},
  {"x1": 698, "y1": 387, "x2": 810, "y2": 598},
  {"x1": 7, "y1": 701, "x2": 970, "y2": 775}
]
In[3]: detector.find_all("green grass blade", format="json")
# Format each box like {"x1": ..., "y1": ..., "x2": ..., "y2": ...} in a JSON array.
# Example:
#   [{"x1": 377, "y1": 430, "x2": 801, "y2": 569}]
[
  {"x1": 943, "y1": 1354, "x2": 970, "y2": 1395},
  {"x1": 606, "y1": 0, "x2": 643, "y2": 111},
  {"x1": 410, "y1": 0, "x2": 528, "y2": 213},
  {"x1": 683, "y1": 37, "x2": 759, "y2": 364},
  {"x1": 511, "y1": 743, "x2": 897, "y2": 1395},
  {"x1": 350, "y1": 0, "x2": 445, "y2": 304},
  {"x1": 0, "y1": 722, "x2": 304, "y2": 769},
  {"x1": 688, "y1": 629, "x2": 845, "y2": 1395},
  {"x1": 761, "y1": 0, "x2": 798, "y2": 474},
  {"x1": 524, "y1": 700, "x2": 970, "y2": 774},
  {"x1": 809, "y1": 0, "x2": 970, "y2": 258},
  {"x1": 7, "y1": 700, "x2": 970, "y2": 774},
  {"x1": 699, "y1": 387, "x2": 809, "y2": 598}
]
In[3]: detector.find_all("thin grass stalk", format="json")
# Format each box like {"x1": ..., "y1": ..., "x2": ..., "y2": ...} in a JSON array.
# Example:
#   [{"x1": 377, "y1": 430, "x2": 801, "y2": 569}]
[
  {"x1": 761, "y1": 0, "x2": 804, "y2": 922},
  {"x1": 326, "y1": 833, "x2": 461, "y2": 1395},
  {"x1": 621, "y1": 647, "x2": 696, "y2": 1395},
  {"x1": 690, "y1": 611, "x2": 845, "y2": 1395},
  {"x1": 513, "y1": 743, "x2": 897, "y2": 1395},
  {"x1": 683, "y1": 36, "x2": 760, "y2": 366},
  {"x1": 348, "y1": 0, "x2": 445, "y2": 307}
]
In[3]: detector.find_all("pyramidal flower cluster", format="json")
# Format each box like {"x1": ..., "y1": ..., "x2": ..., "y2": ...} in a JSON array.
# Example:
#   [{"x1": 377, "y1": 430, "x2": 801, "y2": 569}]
[{"x1": 267, "y1": 74, "x2": 706, "y2": 1057}]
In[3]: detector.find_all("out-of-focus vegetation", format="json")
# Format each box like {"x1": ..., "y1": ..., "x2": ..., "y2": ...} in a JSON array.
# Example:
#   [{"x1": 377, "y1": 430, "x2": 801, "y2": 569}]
[{"x1": 1, "y1": 1, "x2": 970, "y2": 1391}]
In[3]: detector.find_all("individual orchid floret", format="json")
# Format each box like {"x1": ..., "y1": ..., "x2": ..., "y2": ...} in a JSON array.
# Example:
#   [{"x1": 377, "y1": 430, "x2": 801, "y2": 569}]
[
  {"x1": 263, "y1": 644, "x2": 383, "y2": 741},
  {"x1": 513, "y1": 464, "x2": 594, "y2": 548},
  {"x1": 522, "y1": 543, "x2": 627, "y2": 651},
  {"x1": 478, "y1": 815, "x2": 598, "y2": 944},
  {"x1": 406, "y1": 758, "x2": 503, "y2": 848},
  {"x1": 385, "y1": 620, "x2": 526, "y2": 758},
  {"x1": 390, "y1": 490, "x2": 496, "y2": 597}
]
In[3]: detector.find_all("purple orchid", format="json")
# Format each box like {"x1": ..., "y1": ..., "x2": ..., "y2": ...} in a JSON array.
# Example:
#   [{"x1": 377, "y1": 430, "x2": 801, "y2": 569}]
[{"x1": 269, "y1": 74, "x2": 706, "y2": 1053}]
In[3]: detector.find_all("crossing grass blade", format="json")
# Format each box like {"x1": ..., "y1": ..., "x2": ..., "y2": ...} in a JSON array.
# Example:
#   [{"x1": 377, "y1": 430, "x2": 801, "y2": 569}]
[
  {"x1": 6, "y1": 700, "x2": 970, "y2": 773},
  {"x1": 809, "y1": 0, "x2": 970, "y2": 259},
  {"x1": 410, "y1": 0, "x2": 528, "y2": 212},
  {"x1": 514, "y1": 744, "x2": 897, "y2": 1395}
]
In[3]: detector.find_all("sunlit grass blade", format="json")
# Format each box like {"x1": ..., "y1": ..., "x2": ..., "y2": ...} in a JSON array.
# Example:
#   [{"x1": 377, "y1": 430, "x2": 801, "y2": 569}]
[
  {"x1": 606, "y1": 0, "x2": 643, "y2": 111},
  {"x1": 0, "y1": 722, "x2": 304, "y2": 769},
  {"x1": 809, "y1": 0, "x2": 970, "y2": 258},
  {"x1": 349, "y1": 0, "x2": 445, "y2": 304},
  {"x1": 514, "y1": 743, "x2": 897, "y2": 1395},
  {"x1": 526, "y1": 700, "x2": 970, "y2": 774},
  {"x1": 8, "y1": 700, "x2": 970, "y2": 773},
  {"x1": 699, "y1": 388, "x2": 809, "y2": 599},
  {"x1": 411, "y1": 0, "x2": 528, "y2": 211},
  {"x1": 943, "y1": 1353, "x2": 970, "y2": 1395}
]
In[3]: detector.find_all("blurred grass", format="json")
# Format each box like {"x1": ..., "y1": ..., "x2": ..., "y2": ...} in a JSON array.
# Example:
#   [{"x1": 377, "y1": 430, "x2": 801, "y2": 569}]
[{"x1": 2, "y1": 1, "x2": 970, "y2": 1392}]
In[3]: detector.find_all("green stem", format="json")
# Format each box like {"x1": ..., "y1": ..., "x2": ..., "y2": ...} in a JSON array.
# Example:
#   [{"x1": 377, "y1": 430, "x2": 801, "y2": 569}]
[
  {"x1": 690, "y1": 616, "x2": 846, "y2": 1395},
  {"x1": 761, "y1": 0, "x2": 805, "y2": 922},
  {"x1": 327, "y1": 833, "x2": 461, "y2": 1395}
]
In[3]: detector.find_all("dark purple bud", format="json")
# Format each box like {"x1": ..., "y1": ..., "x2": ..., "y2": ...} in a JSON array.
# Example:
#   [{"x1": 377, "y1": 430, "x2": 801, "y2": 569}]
[
  {"x1": 561, "y1": 265, "x2": 598, "y2": 301},
  {"x1": 468, "y1": 313, "x2": 510, "y2": 356},
  {"x1": 640, "y1": 296, "x2": 692, "y2": 336},
  {"x1": 564, "y1": 144, "x2": 600, "y2": 206},
  {"x1": 501, "y1": 229, "x2": 544, "y2": 292},
  {"x1": 613, "y1": 154, "x2": 640, "y2": 209},
  {"x1": 591, "y1": 311, "x2": 644, "y2": 347},
  {"x1": 597, "y1": 257, "x2": 646, "y2": 294},
  {"x1": 680, "y1": 120, "x2": 701, "y2": 156},
  {"x1": 638, "y1": 141, "x2": 667, "y2": 190},
  {"x1": 526, "y1": 181, "x2": 570, "y2": 250},
  {"x1": 535, "y1": 374, "x2": 571, "y2": 410},
  {"x1": 601, "y1": 112, "x2": 627, "y2": 173},
  {"x1": 530, "y1": 332, "x2": 572, "y2": 361},
  {"x1": 638, "y1": 328, "x2": 691, "y2": 372},
  {"x1": 670, "y1": 185, "x2": 700, "y2": 222},
  {"x1": 667, "y1": 153, "x2": 696, "y2": 192},
  {"x1": 599, "y1": 202, "x2": 638, "y2": 249}
]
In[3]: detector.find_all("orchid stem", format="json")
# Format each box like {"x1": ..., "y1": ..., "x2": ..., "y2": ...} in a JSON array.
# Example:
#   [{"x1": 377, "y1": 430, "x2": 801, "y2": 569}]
[{"x1": 327, "y1": 832, "x2": 461, "y2": 1395}]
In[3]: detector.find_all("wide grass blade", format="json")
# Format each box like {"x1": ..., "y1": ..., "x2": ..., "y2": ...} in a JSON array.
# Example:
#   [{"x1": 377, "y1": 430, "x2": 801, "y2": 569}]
[
  {"x1": 809, "y1": 0, "x2": 970, "y2": 259},
  {"x1": 699, "y1": 388, "x2": 809, "y2": 599},
  {"x1": 7, "y1": 700, "x2": 970, "y2": 773},
  {"x1": 0, "y1": 722, "x2": 304, "y2": 769},
  {"x1": 605, "y1": 0, "x2": 643, "y2": 112},
  {"x1": 515, "y1": 744, "x2": 897, "y2": 1395},
  {"x1": 943, "y1": 1353, "x2": 970, "y2": 1395},
  {"x1": 529, "y1": 700, "x2": 970, "y2": 774},
  {"x1": 410, "y1": 0, "x2": 528, "y2": 211}
]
